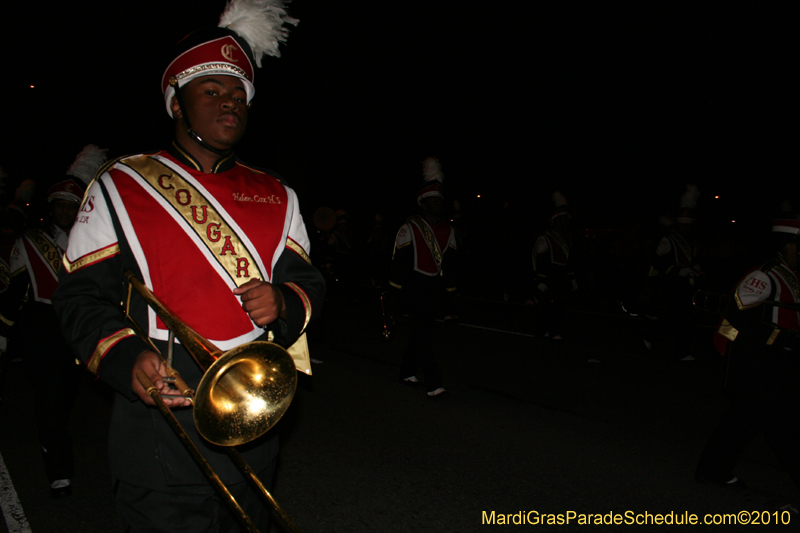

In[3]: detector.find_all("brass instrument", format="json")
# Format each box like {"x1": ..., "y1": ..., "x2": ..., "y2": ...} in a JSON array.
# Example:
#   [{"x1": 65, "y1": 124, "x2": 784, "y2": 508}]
[{"x1": 124, "y1": 271, "x2": 301, "y2": 533}]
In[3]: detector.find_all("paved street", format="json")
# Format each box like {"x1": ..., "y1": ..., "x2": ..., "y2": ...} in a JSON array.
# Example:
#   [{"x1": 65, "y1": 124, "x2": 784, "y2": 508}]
[{"x1": 2, "y1": 287, "x2": 799, "y2": 532}]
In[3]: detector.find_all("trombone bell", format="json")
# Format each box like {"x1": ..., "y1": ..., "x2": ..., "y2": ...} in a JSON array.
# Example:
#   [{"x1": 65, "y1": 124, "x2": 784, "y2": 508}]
[{"x1": 195, "y1": 341, "x2": 298, "y2": 447}]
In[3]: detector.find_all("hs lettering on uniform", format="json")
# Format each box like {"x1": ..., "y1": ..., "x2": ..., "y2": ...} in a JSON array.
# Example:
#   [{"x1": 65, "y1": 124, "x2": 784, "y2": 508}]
[
  {"x1": 77, "y1": 195, "x2": 95, "y2": 224},
  {"x1": 747, "y1": 277, "x2": 767, "y2": 291},
  {"x1": 158, "y1": 173, "x2": 250, "y2": 278}
]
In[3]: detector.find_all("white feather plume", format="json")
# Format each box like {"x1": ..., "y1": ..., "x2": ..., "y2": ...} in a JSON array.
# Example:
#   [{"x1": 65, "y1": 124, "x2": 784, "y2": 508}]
[
  {"x1": 15, "y1": 179, "x2": 36, "y2": 203},
  {"x1": 422, "y1": 157, "x2": 443, "y2": 183},
  {"x1": 219, "y1": 0, "x2": 299, "y2": 66},
  {"x1": 680, "y1": 184, "x2": 700, "y2": 210},
  {"x1": 67, "y1": 145, "x2": 108, "y2": 186},
  {"x1": 553, "y1": 190, "x2": 567, "y2": 208}
]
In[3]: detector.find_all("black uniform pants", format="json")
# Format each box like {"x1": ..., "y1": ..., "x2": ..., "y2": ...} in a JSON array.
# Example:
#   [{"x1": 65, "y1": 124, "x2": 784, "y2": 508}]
[
  {"x1": 18, "y1": 304, "x2": 81, "y2": 483},
  {"x1": 398, "y1": 276, "x2": 443, "y2": 392},
  {"x1": 696, "y1": 347, "x2": 800, "y2": 488},
  {"x1": 114, "y1": 458, "x2": 276, "y2": 533}
]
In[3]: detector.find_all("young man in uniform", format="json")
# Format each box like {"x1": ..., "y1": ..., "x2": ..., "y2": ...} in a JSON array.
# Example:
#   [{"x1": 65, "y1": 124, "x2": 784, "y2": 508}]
[
  {"x1": 0, "y1": 145, "x2": 105, "y2": 497},
  {"x1": 390, "y1": 157, "x2": 458, "y2": 399},
  {"x1": 695, "y1": 214, "x2": 800, "y2": 495},
  {"x1": 532, "y1": 191, "x2": 577, "y2": 341},
  {"x1": 52, "y1": 2, "x2": 324, "y2": 531}
]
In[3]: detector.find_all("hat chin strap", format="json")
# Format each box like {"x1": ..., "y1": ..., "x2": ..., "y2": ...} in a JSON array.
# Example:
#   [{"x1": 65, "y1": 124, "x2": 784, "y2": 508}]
[{"x1": 173, "y1": 82, "x2": 232, "y2": 157}]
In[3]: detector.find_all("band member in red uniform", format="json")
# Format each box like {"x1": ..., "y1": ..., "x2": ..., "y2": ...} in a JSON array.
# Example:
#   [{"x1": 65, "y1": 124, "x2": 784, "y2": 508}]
[
  {"x1": 0, "y1": 145, "x2": 106, "y2": 497},
  {"x1": 0, "y1": 176, "x2": 35, "y2": 406},
  {"x1": 52, "y1": 2, "x2": 323, "y2": 531},
  {"x1": 695, "y1": 214, "x2": 800, "y2": 494},
  {"x1": 532, "y1": 191, "x2": 576, "y2": 341},
  {"x1": 645, "y1": 185, "x2": 703, "y2": 360},
  {"x1": 390, "y1": 157, "x2": 458, "y2": 399}
]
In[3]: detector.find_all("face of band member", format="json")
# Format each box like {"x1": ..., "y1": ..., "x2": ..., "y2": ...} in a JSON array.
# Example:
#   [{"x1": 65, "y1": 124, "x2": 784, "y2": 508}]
[
  {"x1": 422, "y1": 196, "x2": 444, "y2": 216},
  {"x1": 51, "y1": 199, "x2": 80, "y2": 231},
  {"x1": 173, "y1": 74, "x2": 249, "y2": 151}
]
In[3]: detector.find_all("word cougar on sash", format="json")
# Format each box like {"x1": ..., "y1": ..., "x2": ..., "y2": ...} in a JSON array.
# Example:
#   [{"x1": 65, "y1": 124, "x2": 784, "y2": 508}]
[{"x1": 124, "y1": 156, "x2": 264, "y2": 287}]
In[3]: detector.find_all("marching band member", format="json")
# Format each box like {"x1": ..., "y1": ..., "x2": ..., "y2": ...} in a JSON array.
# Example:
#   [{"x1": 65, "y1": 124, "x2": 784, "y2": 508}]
[
  {"x1": 696, "y1": 213, "x2": 800, "y2": 493},
  {"x1": 0, "y1": 145, "x2": 106, "y2": 497},
  {"x1": 52, "y1": 1, "x2": 324, "y2": 530},
  {"x1": 391, "y1": 157, "x2": 458, "y2": 399}
]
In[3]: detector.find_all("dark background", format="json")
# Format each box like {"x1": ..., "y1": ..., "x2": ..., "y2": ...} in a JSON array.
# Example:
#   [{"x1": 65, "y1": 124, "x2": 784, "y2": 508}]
[{"x1": 0, "y1": 1, "x2": 793, "y2": 232}]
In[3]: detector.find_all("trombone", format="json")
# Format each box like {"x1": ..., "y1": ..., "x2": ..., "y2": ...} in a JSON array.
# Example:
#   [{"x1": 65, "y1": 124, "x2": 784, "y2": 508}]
[{"x1": 124, "y1": 270, "x2": 302, "y2": 533}]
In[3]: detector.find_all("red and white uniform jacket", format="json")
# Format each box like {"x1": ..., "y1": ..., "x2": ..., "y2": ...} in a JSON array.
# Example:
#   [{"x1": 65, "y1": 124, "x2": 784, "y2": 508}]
[
  {"x1": 52, "y1": 146, "x2": 325, "y2": 489},
  {"x1": 54, "y1": 147, "x2": 325, "y2": 391},
  {"x1": 533, "y1": 229, "x2": 574, "y2": 284},
  {"x1": 652, "y1": 230, "x2": 699, "y2": 278},
  {"x1": 390, "y1": 215, "x2": 457, "y2": 291},
  {"x1": 713, "y1": 254, "x2": 800, "y2": 354},
  {"x1": 0, "y1": 226, "x2": 67, "y2": 345}
]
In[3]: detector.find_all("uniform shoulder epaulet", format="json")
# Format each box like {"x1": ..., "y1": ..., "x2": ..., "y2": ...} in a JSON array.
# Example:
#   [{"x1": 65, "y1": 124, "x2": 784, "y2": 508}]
[
  {"x1": 96, "y1": 155, "x2": 127, "y2": 177},
  {"x1": 74, "y1": 154, "x2": 132, "y2": 211},
  {"x1": 760, "y1": 258, "x2": 780, "y2": 274}
]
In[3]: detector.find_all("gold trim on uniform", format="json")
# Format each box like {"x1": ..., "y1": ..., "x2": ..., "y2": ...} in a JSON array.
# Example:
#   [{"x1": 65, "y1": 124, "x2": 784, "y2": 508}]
[
  {"x1": 25, "y1": 230, "x2": 62, "y2": 276},
  {"x1": 286, "y1": 332, "x2": 312, "y2": 376},
  {"x1": 88, "y1": 328, "x2": 136, "y2": 376},
  {"x1": 0, "y1": 262, "x2": 10, "y2": 286},
  {"x1": 773, "y1": 264, "x2": 800, "y2": 301},
  {"x1": 410, "y1": 216, "x2": 442, "y2": 272},
  {"x1": 733, "y1": 290, "x2": 765, "y2": 312},
  {"x1": 766, "y1": 328, "x2": 781, "y2": 346},
  {"x1": 716, "y1": 318, "x2": 738, "y2": 342},
  {"x1": 170, "y1": 142, "x2": 202, "y2": 171},
  {"x1": 284, "y1": 282, "x2": 312, "y2": 333},
  {"x1": 0, "y1": 313, "x2": 14, "y2": 327},
  {"x1": 63, "y1": 243, "x2": 121, "y2": 274},
  {"x1": 9, "y1": 265, "x2": 26, "y2": 278},
  {"x1": 124, "y1": 156, "x2": 263, "y2": 287},
  {"x1": 286, "y1": 238, "x2": 311, "y2": 264},
  {"x1": 176, "y1": 63, "x2": 250, "y2": 83},
  {"x1": 445, "y1": 287, "x2": 457, "y2": 292},
  {"x1": 390, "y1": 281, "x2": 402, "y2": 289},
  {"x1": 211, "y1": 152, "x2": 235, "y2": 173}
]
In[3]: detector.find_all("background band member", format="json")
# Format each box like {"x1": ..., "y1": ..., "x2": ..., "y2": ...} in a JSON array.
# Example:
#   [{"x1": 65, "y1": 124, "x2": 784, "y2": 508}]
[
  {"x1": 390, "y1": 157, "x2": 458, "y2": 399},
  {"x1": 0, "y1": 145, "x2": 106, "y2": 497},
  {"x1": 532, "y1": 191, "x2": 576, "y2": 341}
]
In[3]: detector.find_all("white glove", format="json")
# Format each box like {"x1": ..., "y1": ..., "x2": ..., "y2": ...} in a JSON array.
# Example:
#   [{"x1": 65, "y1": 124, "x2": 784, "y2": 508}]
[{"x1": 537, "y1": 283, "x2": 548, "y2": 293}]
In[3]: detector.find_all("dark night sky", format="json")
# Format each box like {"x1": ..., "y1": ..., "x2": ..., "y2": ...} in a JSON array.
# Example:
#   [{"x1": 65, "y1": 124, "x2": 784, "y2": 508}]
[{"x1": 0, "y1": 1, "x2": 793, "y2": 231}]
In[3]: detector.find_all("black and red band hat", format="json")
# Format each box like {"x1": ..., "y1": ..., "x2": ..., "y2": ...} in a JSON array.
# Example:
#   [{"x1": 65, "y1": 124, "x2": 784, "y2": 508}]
[
  {"x1": 48, "y1": 179, "x2": 85, "y2": 204},
  {"x1": 417, "y1": 182, "x2": 444, "y2": 205},
  {"x1": 161, "y1": 29, "x2": 256, "y2": 118}
]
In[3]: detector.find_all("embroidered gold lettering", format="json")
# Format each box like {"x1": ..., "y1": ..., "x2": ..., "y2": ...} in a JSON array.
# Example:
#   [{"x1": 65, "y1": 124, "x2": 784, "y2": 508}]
[
  {"x1": 221, "y1": 44, "x2": 239, "y2": 62},
  {"x1": 220, "y1": 236, "x2": 237, "y2": 256},
  {"x1": 192, "y1": 205, "x2": 208, "y2": 224},
  {"x1": 207, "y1": 222, "x2": 221, "y2": 242}
]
